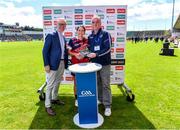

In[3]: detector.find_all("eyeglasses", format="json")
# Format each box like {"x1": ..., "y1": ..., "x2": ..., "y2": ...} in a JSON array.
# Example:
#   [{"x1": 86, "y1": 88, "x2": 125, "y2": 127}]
[
  {"x1": 58, "y1": 23, "x2": 66, "y2": 26},
  {"x1": 92, "y1": 21, "x2": 100, "y2": 24}
]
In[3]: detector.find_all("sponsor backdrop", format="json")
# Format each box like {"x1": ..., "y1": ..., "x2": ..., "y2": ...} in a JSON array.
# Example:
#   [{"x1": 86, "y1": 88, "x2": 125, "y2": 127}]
[{"x1": 43, "y1": 5, "x2": 127, "y2": 84}]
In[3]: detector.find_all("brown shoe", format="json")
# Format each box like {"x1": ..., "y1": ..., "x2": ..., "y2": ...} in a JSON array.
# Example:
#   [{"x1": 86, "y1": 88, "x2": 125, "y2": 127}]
[
  {"x1": 46, "y1": 107, "x2": 56, "y2": 116},
  {"x1": 51, "y1": 99, "x2": 65, "y2": 105}
]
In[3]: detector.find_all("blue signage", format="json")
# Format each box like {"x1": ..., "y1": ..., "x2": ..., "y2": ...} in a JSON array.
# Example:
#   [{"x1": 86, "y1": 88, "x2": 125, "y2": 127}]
[{"x1": 76, "y1": 72, "x2": 98, "y2": 124}]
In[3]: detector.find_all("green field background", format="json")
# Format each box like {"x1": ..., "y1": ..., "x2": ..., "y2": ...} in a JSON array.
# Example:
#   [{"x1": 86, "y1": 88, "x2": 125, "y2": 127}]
[{"x1": 0, "y1": 41, "x2": 180, "y2": 129}]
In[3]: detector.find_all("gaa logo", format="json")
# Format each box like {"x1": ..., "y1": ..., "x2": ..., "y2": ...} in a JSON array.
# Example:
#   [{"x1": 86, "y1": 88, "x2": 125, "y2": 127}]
[{"x1": 80, "y1": 90, "x2": 95, "y2": 97}]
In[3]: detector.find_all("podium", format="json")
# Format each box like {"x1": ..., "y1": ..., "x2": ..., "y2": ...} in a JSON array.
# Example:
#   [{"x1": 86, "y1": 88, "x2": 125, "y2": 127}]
[{"x1": 68, "y1": 63, "x2": 104, "y2": 128}]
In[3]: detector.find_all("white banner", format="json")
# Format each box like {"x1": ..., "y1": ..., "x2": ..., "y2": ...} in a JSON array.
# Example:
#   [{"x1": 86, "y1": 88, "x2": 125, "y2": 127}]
[{"x1": 43, "y1": 5, "x2": 127, "y2": 84}]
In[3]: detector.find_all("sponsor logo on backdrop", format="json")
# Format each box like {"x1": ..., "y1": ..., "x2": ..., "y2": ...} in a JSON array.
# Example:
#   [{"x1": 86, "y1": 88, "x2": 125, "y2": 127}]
[
  {"x1": 106, "y1": 26, "x2": 115, "y2": 30},
  {"x1": 75, "y1": 15, "x2": 83, "y2": 19},
  {"x1": 115, "y1": 77, "x2": 123, "y2": 82},
  {"x1": 106, "y1": 9, "x2": 115, "y2": 13},
  {"x1": 85, "y1": 26, "x2": 92, "y2": 30},
  {"x1": 44, "y1": 16, "x2": 52, "y2": 20},
  {"x1": 74, "y1": 9, "x2": 83, "y2": 13},
  {"x1": 116, "y1": 48, "x2": 124, "y2": 53},
  {"x1": 63, "y1": 9, "x2": 73, "y2": 14},
  {"x1": 66, "y1": 20, "x2": 73, "y2": 25},
  {"x1": 117, "y1": 14, "x2": 126, "y2": 19},
  {"x1": 66, "y1": 27, "x2": 73, "y2": 31},
  {"x1": 64, "y1": 15, "x2": 73, "y2": 19},
  {"x1": 115, "y1": 71, "x2": 124, "y2": 75},
  {"x1": 106, "y1": 15, "x2": 116, "y2": 19},
  {"x1": 85, "y1": 9, "x2": 94, "y2": 13},
  {"x1": 117, "y1": 37, "x2": 125, "y2": 42},
  {"x1": 117, "y1": 8, "x2": 126, "y2": 13},
  {"x1": 111, "y1": 48, "x2": 114, "y2": 53},
  {"x1": 64, "y1": 32, "x2": 73, "y2": 37},
  {"x1": 96, "y1": 9, "x2": 105, "y2": 13},
  {"x1": 117, "y1": 26, "x2": 126, "y2": 30},
  {"x1": 43, "y1": 9, "x2": 52, "y2": 14},
  {"x1": 44, "y1": 21, "x2": 52, "y2": 26},
  {"x1": 115, "y1": 66, "x2": 124, "y2": 70},
  {"x1": 117, "y1": 20, "x2": 125, "y2": 25},
  {"x1": 107, "y1": 20, "x2": 115, "y2": 24},
  {"x1": 75, "y1": 20, "x2": 83, "y2": 25},
  {"x1": 98, "y1": 14, "x2": 104, "y2": 19},
  {"x1": 53, "y1": 16, "x2": 63, "y2": 19},
  {"x1": 85, "y1": 20, "x2": 91, "y2": 25},
  {"x1": 85, "y1": 15, "x2": 93, "y2": 19},
  {"x1": 65, "y1": 77, "x2": 73, "y2": 81},
  {"x1": 54, "y1": 9, "x2": 62, "y2": 14},
  {"x1": 79, "y1": 90, "x2": 95, "y2": 97},
  {"x1": 116, "y1": 54, "x2": 124, "y2": 59},
  {"x1": 113, "y1": 43, "x2": 119, "y2": 47},
  {"x1": 111, "y1": 59, "x2": 125, "y2": 65},
  {"x1": 114, "y1": 43, "x2": 125, "y2": 47},
  {"x1": 117, "y1": 32, "x2": 125, "y2": 36}
]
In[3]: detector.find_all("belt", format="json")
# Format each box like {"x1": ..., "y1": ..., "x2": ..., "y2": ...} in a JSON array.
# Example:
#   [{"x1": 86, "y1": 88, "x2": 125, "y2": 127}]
[{"x1": 60, "y1": 59, "x2": 64, "y2": 60}]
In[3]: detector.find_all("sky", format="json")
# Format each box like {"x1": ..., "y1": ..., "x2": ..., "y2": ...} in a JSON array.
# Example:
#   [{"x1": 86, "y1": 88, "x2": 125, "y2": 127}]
[{"x1": 0, "y1": 0, "x2": 179, "y2": 31}]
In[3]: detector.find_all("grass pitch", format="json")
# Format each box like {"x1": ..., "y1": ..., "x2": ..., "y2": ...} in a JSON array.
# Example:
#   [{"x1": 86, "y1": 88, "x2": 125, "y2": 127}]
[{"x1": 0, "y1": 41, "x2": 179, "y2": 129}]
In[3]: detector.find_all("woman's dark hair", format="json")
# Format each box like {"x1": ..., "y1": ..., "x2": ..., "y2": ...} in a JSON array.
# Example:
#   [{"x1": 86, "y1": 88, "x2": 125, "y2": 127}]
[{"x1": 76, "y1": 26, "x2": 86, "y2": 32}]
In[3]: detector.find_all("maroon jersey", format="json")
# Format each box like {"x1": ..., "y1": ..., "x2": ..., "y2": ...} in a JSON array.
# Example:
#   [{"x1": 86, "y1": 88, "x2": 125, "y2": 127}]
[{"x1": 68, "y1": 37, "x2": 89, "y2": 64}]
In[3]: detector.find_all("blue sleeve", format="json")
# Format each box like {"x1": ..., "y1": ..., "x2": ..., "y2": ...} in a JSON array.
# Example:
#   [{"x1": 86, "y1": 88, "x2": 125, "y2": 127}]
[
  {"x1": 97, "y1": 32, "x2": 111, "y2": 57},
  {"x1": 87, "y1": 36, "x2": 92, "y2": 51},
  {"x1": 67, "y1": 39, "x2": 73, "y2": 50},
  {"x1": 64, "y1": 38, "x2": 69, "y2": 69},
  {"x1": 42, "y1": 34, "x2": 52, "y2": 66}
]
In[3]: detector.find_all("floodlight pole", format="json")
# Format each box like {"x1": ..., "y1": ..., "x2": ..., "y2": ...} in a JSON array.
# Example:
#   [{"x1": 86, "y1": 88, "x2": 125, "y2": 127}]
[{"x1": 171, "y1": 0, "x2": 175, "y2": 33}]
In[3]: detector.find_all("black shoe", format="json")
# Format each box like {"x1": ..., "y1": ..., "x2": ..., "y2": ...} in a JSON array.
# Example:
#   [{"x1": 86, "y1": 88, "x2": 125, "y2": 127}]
[
  {"x1": 45, "y1": 107, "x2": 56, "y2": 116},
  {"x1": 51, "y1": 99, "x2": 65, "y2": 105}
]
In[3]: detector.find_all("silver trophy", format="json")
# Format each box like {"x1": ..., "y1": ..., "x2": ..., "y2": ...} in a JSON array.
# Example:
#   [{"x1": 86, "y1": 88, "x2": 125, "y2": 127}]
[{"x1": 80, "y1": 49, "x2": 91, "y2": 58}]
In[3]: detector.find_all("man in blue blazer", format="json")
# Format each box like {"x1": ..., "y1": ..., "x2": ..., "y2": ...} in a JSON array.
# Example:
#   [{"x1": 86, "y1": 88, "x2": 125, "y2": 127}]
[{"x1": 42, "y1": 18, "x2": 68, "y2": 116}]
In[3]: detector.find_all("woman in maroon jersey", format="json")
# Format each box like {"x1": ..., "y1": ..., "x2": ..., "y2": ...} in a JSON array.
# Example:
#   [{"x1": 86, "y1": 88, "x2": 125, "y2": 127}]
[{"x1": 67, "y1": 26, "x2": 89, "y2": 107}]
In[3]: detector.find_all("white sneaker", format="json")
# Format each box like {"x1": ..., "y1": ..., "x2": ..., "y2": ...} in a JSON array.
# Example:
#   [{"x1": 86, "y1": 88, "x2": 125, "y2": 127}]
[
  {"x1": 75, "y1": 100, "x2": 78, "y2": 107},
  {"x1": 104, "y1": 108, "x2": 111, "y2": 116}
]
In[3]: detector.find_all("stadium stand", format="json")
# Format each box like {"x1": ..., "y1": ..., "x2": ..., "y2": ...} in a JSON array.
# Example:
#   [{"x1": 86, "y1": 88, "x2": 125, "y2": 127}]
[
  {"x1": 0, "y1": 23, "x2": 43, "y2": 41},
  {"x1": 127, "y1": 30, "x2": 167, "y2": 43}
]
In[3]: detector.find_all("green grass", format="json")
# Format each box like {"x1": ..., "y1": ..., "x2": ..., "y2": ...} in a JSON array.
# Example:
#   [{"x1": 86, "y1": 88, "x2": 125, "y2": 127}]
[{"x1": 0, "y1": 41, "x2": 180, "y2": 129}]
